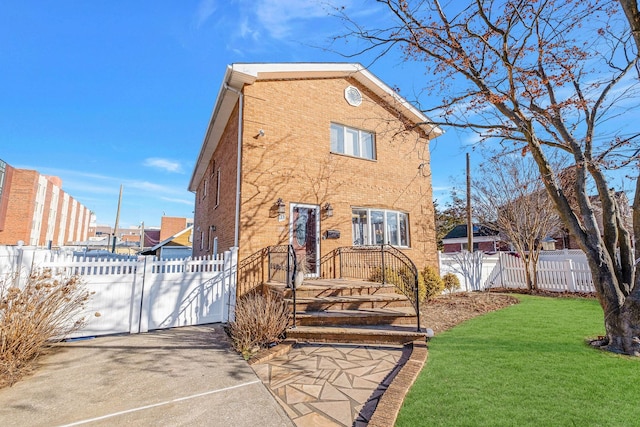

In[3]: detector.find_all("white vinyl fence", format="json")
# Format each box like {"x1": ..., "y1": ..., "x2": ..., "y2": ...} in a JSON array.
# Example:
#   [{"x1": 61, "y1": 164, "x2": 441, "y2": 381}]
[
  {"x1": 439, "y1": 250, "x2": 595, "y2": 293},
  {"x1": 0, "y1": 246, "x2": 238, "y2": 338}
]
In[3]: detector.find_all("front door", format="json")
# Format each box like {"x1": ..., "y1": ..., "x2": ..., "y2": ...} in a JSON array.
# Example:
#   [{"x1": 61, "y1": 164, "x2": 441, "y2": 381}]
[{"x1": 290, "y1": 204, "x2": 320, "y2": 277}]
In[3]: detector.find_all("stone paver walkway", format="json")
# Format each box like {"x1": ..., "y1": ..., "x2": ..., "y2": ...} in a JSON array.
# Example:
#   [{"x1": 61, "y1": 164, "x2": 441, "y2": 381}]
[{"x1": 251, "y1": 343, "x2": 411, "y2": 426}]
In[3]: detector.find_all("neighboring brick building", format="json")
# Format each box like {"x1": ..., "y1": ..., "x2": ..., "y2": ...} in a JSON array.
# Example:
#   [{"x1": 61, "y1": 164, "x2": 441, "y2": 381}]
[
  {"x1": 0, "y1": 159, "x2": 92, "y2": 247},
  {"x1": 188, "y1": 63, "x2": 443, "y2": 273},
  {"x1": 160, "y1": 216, "x2": 192, "y2": 242}
]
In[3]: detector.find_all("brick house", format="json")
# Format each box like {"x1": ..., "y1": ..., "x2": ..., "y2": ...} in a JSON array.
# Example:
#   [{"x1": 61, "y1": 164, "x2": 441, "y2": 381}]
[
  {"x1": 189, "y1": 63, "x2": 442, "y2": 276},
  {"x1": 0, "y1": 159, "x2": 92, "y2": 247}
]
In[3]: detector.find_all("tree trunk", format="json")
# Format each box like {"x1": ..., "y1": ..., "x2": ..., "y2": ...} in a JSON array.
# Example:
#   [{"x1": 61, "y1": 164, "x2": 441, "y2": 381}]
[
  {"x1": 583, "y1": 245, "x2": 638, "y2": 354},
  {"x1": 525, "y1": 258, "x2": 537, "y2": 291}
]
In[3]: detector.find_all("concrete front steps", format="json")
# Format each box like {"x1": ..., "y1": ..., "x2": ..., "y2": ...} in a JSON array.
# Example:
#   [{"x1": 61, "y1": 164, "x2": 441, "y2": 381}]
[
  {"x1": 267, "y1": 279, "x2": 426, "y2": 345},
  {"x1": 286, "y1": 325, "x2": 425, "y2": 345}
]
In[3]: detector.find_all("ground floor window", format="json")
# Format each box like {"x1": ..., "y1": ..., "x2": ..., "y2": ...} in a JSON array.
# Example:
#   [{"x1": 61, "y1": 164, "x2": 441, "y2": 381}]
[{"x1": 351, "y1": 208, "x2": 409, "y2": 247}]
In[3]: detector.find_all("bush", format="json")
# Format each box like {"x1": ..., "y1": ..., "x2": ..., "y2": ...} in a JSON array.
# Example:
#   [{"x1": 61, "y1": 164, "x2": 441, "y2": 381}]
[
  {"x1": 443, "y1": 272, "x2": 461, "y2": 294},
  {"x1": 229, "y1": 291, "x2": 289, "y2": 359},
  {"x1": 0, "y1": 270, "x2": 92, "y2": 388},
  {"x1": 369, "y1": 266, "x2": 426, "y2": 303},
  {"x1": 421, "y1": 265, "x2": 444, "y2": 301}
]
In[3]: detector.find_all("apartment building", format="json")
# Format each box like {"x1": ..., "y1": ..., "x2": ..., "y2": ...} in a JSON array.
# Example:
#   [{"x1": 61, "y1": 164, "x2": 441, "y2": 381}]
[{"x1": 0, "y1": 159, "x2": 92, "y2": 247}]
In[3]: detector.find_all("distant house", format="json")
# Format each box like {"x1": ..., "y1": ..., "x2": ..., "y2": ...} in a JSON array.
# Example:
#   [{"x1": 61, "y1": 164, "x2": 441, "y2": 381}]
[
  {"x1": 442, "y1": 224, "x2": 508, "y2": 253},
  {"x1": 188, "y1": 63, "x2": 443, "y2": 276},
  {"x1": 142, "y1": 225, "x2": 193, "y2": 259},
  {"x1": 139, "y1": 216, "x2": 193, "y2": 259}
]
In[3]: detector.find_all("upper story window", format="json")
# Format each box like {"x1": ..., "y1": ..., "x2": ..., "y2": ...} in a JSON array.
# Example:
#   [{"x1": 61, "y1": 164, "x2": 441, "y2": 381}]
[{"x1": 330, "y1": 123, "x2": 376, "y2": 160}]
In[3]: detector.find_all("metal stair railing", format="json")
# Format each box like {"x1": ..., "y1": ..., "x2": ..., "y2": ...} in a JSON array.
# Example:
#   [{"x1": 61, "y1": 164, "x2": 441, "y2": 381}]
[
  {"x1": 319, "y1": 244, "x2": 421, "y2": 332},
  {"x1": 237, "y1": 244, "x2": 298, "y2": 327}
]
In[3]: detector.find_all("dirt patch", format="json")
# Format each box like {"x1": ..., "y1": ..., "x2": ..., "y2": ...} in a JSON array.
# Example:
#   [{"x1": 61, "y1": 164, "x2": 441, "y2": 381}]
[{"x1": 421, "y1": 292, "x2": 520, "y2": 334}]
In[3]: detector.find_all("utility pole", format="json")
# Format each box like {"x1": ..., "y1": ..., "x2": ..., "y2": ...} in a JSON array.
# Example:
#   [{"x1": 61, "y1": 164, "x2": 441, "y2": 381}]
[
  {"x1": 139, "y1": 221, "x2": 145, "y2": 252},
  {"x1": 466, "y1": 153, "x2": 473, "y2": 252},
  {"x1": 112, "y1": 185, "x2": 123, "y2": 253}
]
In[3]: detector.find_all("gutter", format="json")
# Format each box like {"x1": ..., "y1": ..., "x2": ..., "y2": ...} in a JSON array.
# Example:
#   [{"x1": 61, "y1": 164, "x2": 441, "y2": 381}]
[{"x1": 223, "y1": 83, "x2": 243, "y2": 248}]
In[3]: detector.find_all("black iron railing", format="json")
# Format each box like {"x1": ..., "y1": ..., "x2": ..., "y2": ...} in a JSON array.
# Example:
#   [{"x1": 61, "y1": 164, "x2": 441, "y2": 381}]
[
  {"x1": 237, "y1": 247, "x2": 268, "y2": 297},
  {"x1": 319, "y1": 245, "x2": 421, "y2": 331},
  {"x1": 238, "y1": 244, "x2": 420, "y2": 331},
  {"x1": 237, "y1": 245, "x2": 298, "y2": 327}
]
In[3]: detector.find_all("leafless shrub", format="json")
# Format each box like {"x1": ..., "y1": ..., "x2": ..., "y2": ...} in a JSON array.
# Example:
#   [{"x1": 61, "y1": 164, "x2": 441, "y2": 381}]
[
  {"x1": 229, "y1": 291, "x2": 289, "y2": 359},
  {"x1": 0, "y1": 270, "x2": 92, "y2": 388},
  {"x1": 443, "y1": 272, "x2": 461, "y2": 294}
]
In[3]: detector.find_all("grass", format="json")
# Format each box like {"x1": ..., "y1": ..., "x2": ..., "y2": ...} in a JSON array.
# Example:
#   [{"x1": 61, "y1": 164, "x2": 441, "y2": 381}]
[{"x1": 396, "y1": 295, "x2": 640, "y2": 426}]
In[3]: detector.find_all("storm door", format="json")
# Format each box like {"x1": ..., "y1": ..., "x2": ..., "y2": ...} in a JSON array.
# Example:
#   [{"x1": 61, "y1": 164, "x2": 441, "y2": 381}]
[{"x1": 290, "y1": 204, "x2": 320, "y2": 277}]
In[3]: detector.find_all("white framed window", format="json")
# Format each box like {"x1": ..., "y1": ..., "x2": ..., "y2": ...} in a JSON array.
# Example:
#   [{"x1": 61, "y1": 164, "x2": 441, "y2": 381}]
[
  {"x1": 331, "y1": 123, "x2": 375, "y2": 160},
  {"x1": 352, "y1": 208, "x2": 409, "y2": 247}
]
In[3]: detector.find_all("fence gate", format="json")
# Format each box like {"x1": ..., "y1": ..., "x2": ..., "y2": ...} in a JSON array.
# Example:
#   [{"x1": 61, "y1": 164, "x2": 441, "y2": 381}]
[{"x1": 2, "y1": 247, "x2": 238, "y2": 338}]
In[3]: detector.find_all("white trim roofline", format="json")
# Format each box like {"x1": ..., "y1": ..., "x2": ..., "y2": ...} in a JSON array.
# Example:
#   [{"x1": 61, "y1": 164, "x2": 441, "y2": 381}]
[
  {"x1": 147, "y1": 225, "x2": 193, "y2": 252},
  {"x1": 188, "y1": 62, "x2": 444, "y2": 192}
]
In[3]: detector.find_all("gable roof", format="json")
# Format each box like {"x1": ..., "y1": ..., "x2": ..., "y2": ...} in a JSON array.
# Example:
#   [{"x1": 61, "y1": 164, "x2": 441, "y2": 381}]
[
  {"x1": 143, "y1": 225, "x2": 193, "y2": 253},
  {"x1": 443, "y1": 224, "x2": 499, "y2": 240},
  {"x1": 188, "y1": 63, "x2": 443, "y2": 192}
]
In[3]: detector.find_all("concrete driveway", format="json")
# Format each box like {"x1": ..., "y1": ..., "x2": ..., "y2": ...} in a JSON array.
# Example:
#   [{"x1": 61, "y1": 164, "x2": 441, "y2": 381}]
[{"x1": 0, "y1": 325, "x2": 293, "y2": 427}]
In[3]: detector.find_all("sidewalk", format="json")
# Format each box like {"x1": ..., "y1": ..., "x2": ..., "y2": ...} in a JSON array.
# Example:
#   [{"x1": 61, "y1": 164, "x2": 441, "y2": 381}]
[{"x1": 0, "y1": 325, "x2": 294, "y2": 427}]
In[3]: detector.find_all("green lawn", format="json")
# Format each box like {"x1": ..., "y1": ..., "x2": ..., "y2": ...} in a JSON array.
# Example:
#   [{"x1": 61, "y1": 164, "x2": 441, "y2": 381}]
[{"x1": 397, "y1": 295, "x2": 640, "y2": 426}]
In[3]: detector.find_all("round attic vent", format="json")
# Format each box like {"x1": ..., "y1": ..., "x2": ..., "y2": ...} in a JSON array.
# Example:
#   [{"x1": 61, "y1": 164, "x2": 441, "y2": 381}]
[{"x1": 344, "y1": 86, "x2": 362, "y2": 107}]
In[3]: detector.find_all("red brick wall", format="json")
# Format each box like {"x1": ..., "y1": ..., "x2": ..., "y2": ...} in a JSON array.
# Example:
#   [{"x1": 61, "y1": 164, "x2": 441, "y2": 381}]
[
  {"x1": 160, "y1": 216, "x2": 188, "y2": 241},
  {"x1": 194, "y1": 76, "x2": 438, "y2": 271},
  {"x1": 193, "y1": 104, "x2": 240, "y2": 257},
  {"x1": 0, "y1": 169, "x2": 38, "y2": 245},
  {"x1": 0, "y1": 164, "x2": 15, "y2": 232}
]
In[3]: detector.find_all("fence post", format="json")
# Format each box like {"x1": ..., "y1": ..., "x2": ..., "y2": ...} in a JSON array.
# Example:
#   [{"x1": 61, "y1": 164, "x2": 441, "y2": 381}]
[
  {"x1": 225, "y1": 248, "x2": 238, "y2": 323},
  {"x1": 130, "y1": 257, "x2": 146, "y2": 334},
  {"x1": 564, "y1": 259, "x2": 576, "y2": 292},
  {"x1": 13, "y1": 245, "x2": 24, "y2": 287},
  {"x1": 138, "y1": 257, "x2": 154, "y2": 333},
  {"x1": 498, "y1": 252, "x2": 504, "y2": 288}
]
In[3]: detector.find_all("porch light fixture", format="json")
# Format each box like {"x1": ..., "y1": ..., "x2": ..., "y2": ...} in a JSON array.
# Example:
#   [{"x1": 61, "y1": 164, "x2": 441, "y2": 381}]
[
  {"x1": 276, "y1": 198, "x2": 286, "y2": 215},
  {"x1": 324, "y1": 203, "x2": 334, "y2": 217}
]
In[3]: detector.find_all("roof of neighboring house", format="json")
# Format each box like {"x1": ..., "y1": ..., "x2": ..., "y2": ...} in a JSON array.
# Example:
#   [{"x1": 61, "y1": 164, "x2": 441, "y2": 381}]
[
  {"x1": 443, "y1": 224, "x2": 499, "y2": 240},
  {"x1": 188, "y1": 62, "x2": 444, "y2": 192},
  {"x1": 142, "y1": 225, "x2": 193, "y2": 254}
]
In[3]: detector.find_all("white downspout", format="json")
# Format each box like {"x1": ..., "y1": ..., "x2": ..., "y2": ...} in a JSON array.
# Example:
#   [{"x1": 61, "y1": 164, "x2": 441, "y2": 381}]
[{"x1": 224, "y1": 83, "x2": 243, "y2": 248}]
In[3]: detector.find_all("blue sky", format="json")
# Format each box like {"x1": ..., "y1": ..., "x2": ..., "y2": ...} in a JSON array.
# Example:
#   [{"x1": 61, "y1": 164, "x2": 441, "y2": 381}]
[{"x1": 0, "y1": 1, "x2": 556, "y2": 228}]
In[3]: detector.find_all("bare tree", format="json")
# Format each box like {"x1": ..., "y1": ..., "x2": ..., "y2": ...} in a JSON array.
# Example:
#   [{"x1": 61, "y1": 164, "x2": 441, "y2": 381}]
[
  {"x1": 617, "y1": 0, "x2": 640, "y2": 356},
  {"x1": 473, "y1": 155, "x2": 563, "y2": 291},
  {"x1": 338, "y1": 0, "x2": 640, "y2": 354},
  {"x1": 434, "y1": 189, "x2": 467, "y2": 249}
]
